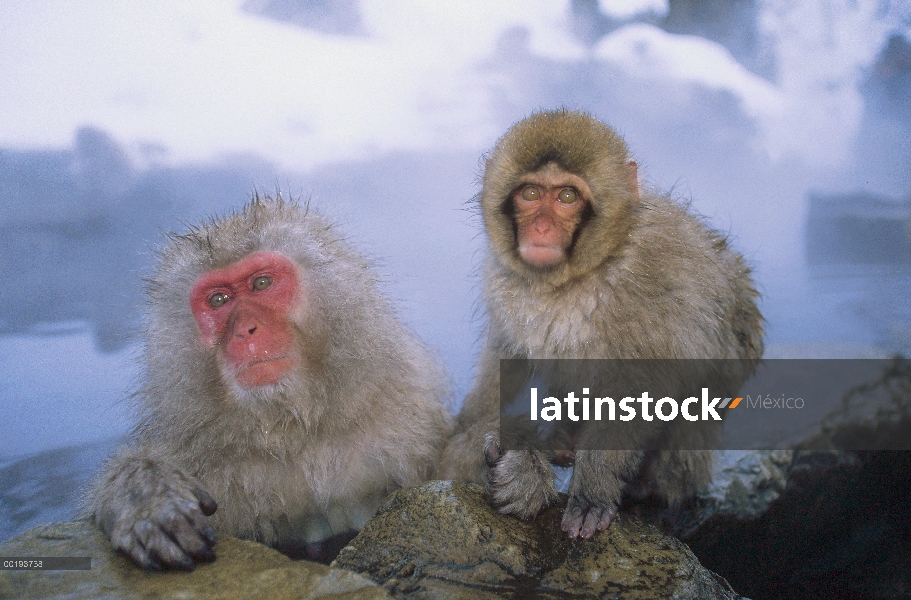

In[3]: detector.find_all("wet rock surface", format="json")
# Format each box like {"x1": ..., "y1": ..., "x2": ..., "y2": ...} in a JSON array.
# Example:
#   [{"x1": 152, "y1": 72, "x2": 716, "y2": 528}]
[
  {"x1": 0, "y1": 485, "x2": 743, "y2": 600},
  {"x1": 676, "y1": 359, "x2": 911, "y2": 599},
  {"x1": 334, "y1": 481, "x2": 741, "y2": 599},
  {"x1": 0, "y1": 520, "x2": 390, "y2": 600},
  {"x1": 683, "y1": 450, "x2": 911, "y2": 600},
  {"x1": 5, "y1": 361, "x2": 908, "y2": 599}
]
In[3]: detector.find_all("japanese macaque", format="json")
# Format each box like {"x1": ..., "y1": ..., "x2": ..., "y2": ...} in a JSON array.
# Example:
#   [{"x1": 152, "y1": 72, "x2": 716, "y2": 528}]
[
  {"x1": 439, "y1": 110, "x2": 763, "y2": 539},
  {"x1": 84, "y1": 196, "x2": 451, "y2": 569}
]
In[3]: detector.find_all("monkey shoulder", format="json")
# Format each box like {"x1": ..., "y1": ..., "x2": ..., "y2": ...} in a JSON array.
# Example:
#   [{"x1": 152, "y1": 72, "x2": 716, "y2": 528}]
[
  {"x1": 619, "y1": 196, "x2": 747, "y2": 298},
  {"x1": 615, "y1": 195, "x2": 762, "y2": 357}
]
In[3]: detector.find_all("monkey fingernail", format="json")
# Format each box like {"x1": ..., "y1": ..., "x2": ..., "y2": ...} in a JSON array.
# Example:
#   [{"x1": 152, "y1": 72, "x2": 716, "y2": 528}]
[
  {"x1": 199, "y1": 497, "x2": 217, "y2": 516},
  {"x1": 194, "y1": 546, "x2": 216, "y2": 563},
  {"x1": 131, "y1": 549, "x2": 161, "y2": 572},
  {"x1": 483, "y1": 438, "x2": 502, "y2": 467},
  {"x1": 143, "y1": 558, "x2": 163, "y2": 572},
  {"x1": 201, "y1": 526, "x2": 217, "y2": 545}
]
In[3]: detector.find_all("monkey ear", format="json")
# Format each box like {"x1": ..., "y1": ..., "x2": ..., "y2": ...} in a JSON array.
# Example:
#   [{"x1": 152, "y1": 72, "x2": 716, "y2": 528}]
[{"x1": 626, "y1": 161, "x2": 639, "y2": 200}]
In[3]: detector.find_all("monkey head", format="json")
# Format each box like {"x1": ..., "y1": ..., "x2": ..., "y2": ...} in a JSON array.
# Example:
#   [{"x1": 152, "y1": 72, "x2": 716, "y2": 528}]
[
  {"x1": 146, "y1": 198, "x2": 342, "y2": 411},
  {"x1": 481, "y1": 110, "x2": 640, "y2": 286}
]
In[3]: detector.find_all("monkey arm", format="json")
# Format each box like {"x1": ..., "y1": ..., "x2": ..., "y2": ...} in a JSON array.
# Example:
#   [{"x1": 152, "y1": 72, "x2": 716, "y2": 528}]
[
  {"x1": 484, "y1": 434, "x2": 560, "y2": 518},
  {"x1": 84, "y1": 445, "x2": 217, "y2": 571},
  {"x1": 436, "y1": 420, "x2": 491, "y2": 483},
  {"x1": 559, "y1": 415, "x2": 664, "y2": 539},
  {"x1": 560, "y1": 449, "x2": 636, "y2": 538},
  {"x1": 436, "y1": 346, "x2": 501, "y2": 483},
  {"x1": 438, "y1": 342, "x2": 563, "y2": 516}
]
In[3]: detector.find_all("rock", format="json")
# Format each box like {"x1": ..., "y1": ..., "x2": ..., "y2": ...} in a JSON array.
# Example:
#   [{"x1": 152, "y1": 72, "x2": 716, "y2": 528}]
[
  {"x1": 0, "y1": 520, "x2": 390, "y2": 600},
  {"x1": 674, "y1": 449, "x2": 794, "y2": 535},
  {"x1": 680, "y1": 359, "x2": 911, "y2": 599},
  {"x1": 333, "y1": 481, "x2": 741, "y2": 599},
  {"x1": 803, "y1": 357, "x2": 911, "y2": 451}
]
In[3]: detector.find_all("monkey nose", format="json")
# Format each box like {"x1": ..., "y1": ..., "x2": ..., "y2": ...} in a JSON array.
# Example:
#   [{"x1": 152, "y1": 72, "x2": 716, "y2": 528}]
[
  {"x1": 534, "y1": 218, "x2": 551, "y2": 234},
  {"x1": 234, "y1": 322, "x2": 257, "y2": 338}
]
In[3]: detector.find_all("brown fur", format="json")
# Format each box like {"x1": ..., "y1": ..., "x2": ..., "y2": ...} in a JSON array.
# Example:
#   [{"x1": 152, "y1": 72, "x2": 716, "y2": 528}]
[
  {"x1": 439, "y1": 110, "x2": 763, "y2": 537},
  {"x1": 84, "y1": 195, "x2": 452, "y2": 568}
]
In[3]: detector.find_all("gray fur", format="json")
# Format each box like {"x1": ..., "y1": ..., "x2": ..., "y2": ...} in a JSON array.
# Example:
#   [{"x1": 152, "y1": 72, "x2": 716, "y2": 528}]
[{"x1": 84, "y1": 195, "x2": 452, "y2": 569}]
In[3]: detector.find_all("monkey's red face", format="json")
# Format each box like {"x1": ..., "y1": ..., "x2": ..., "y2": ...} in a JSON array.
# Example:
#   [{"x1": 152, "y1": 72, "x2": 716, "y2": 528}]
[
  {"x1": 512, "y1": 163, "x2": 592, "y2": 269},
  {"x1": 190, "y1": 251, "x2": 302, "y2": 388}
]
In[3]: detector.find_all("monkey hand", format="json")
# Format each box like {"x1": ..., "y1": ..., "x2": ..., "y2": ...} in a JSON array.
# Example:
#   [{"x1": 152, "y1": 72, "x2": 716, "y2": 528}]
[
  {"x1": 561, "y1": 494, "x2": 617, "y2": 539},
  {"x1": 96, "y1": 459, "x2": 218, "y2": 571},
  {"x1": 484, "y1": 433, "x2": 560, "y2": 519},
  {"x1": 561, "y1": 450, "x2": 625, "y2": 539}
]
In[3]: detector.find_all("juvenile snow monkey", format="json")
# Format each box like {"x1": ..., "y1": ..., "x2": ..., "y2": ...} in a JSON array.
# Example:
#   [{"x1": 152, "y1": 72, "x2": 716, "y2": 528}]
[{"x1": 440, "y1": 110, "x2": 763, "y2": 539}]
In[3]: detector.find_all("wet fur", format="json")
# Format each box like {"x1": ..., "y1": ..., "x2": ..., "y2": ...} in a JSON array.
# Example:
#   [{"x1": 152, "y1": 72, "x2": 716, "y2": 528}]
[{"x1": 85, "y1": 196, "x2": 452, "y2": 567}]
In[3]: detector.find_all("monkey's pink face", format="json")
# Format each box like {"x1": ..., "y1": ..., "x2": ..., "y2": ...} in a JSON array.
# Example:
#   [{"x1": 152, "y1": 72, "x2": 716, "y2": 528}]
[
  {"x1": 512, "y1": 164, "x2": 592, "y2": 269},
  {"x1": 190, "y1": 251, "x2": 302, "y2": 388}
]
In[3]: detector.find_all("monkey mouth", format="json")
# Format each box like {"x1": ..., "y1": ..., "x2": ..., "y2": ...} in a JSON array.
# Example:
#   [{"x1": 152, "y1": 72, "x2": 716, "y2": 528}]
[
  {"x1": 519, "y1": 243, "x2": 565, "y2": 269},
  {"x1": 242, "y1": 355, "x2": 289, "y2": 367},
  {"x1": 234, "y1": 356, "x2": 294, "y2": 388}
]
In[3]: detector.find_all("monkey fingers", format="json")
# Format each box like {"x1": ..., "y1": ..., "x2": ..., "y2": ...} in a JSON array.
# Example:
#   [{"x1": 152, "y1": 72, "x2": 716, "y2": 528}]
[
  {"x1": 110, "y1": 521, "x2": 158, "y2": 571},
  {"x1": 561, "y1": 498, "x2": 617, "y2": 540},
  {"x1": 483, "y1": 432, "x2": 503, "y2": 467},
  {"x1": 486, "y1": 445, "x2": 560, "y2": 519},
  {"x1": 129, "y1": 498, "x2": 217, "y2": 571},
  {"x1": 108, "y1": 479, "x2": 218, "y2": 571}
]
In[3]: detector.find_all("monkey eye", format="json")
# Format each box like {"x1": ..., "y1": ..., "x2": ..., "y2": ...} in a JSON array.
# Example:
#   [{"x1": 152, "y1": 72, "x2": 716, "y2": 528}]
[
  {"x1": 558, "y1": 188, "x2": 578, "y2": 204},
  {"x1": 252, "y1": 276, "x2": 273, "y2": 291},
  {"x1": 520, "y1": 186, "x2": 541, "y2": 202},
  {"x1": 209, "y1": 293, "x2": 230, "y2": 308}
]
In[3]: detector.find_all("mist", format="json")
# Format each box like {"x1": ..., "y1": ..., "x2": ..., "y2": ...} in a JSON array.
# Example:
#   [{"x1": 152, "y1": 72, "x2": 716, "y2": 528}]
[{"x1": 1, "y1": 0, "x2": 909, "y2": 464}]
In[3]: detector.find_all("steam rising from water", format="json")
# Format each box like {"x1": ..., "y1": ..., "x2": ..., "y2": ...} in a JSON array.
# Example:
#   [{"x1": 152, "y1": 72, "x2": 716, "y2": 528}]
[{"x1": 0, "y1": 1, "x2": 909, "y2": 457}]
